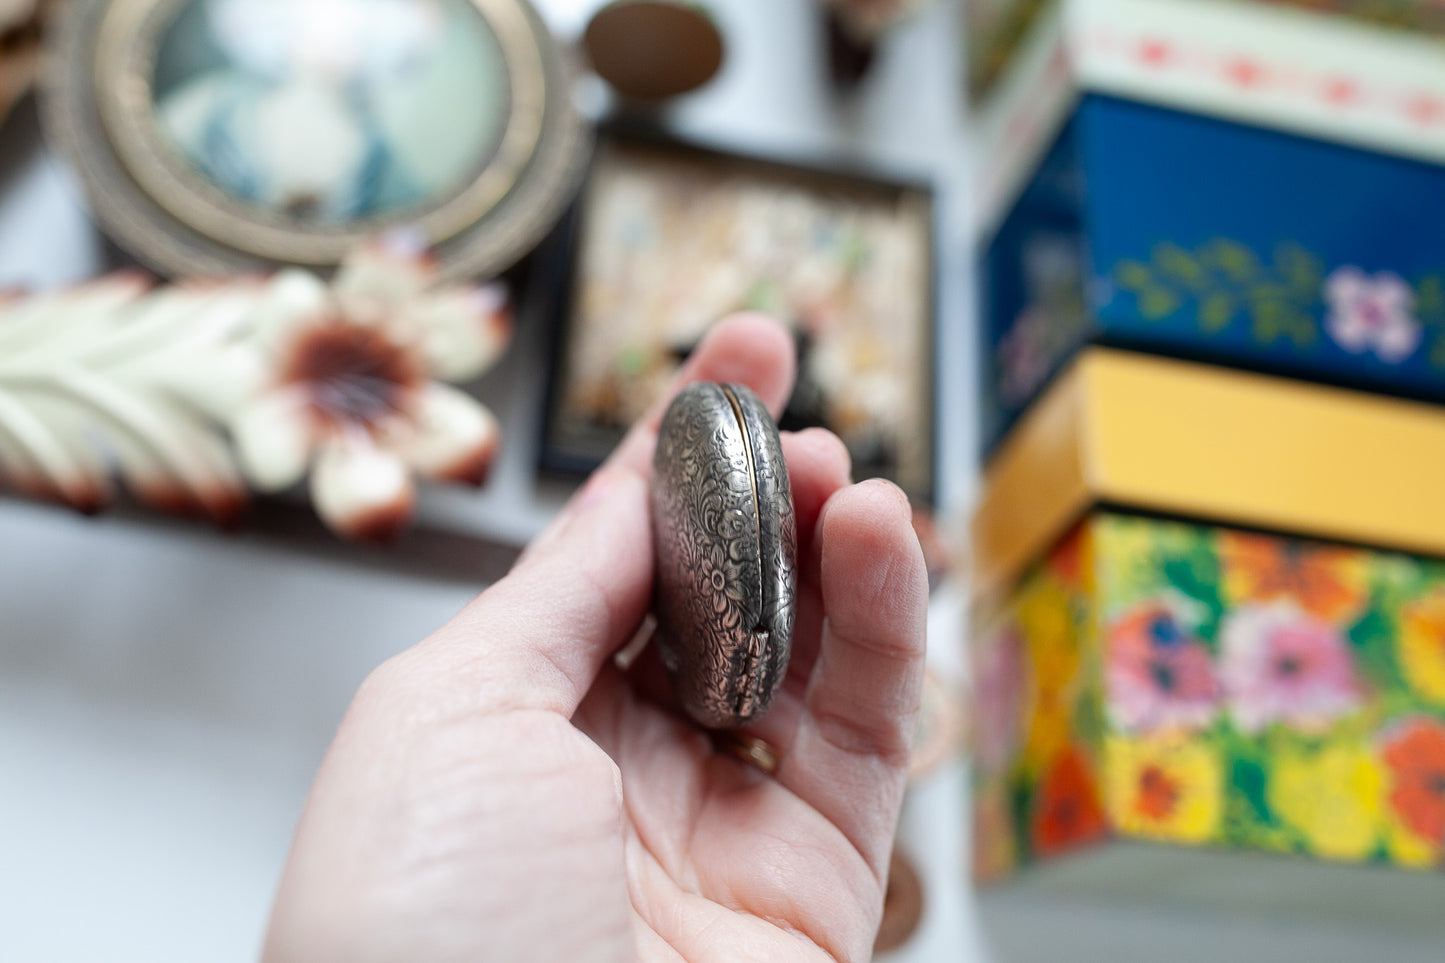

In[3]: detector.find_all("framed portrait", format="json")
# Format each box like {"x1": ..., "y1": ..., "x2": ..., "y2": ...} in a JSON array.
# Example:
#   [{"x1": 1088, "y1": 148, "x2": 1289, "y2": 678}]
[
  {"x1": 542, "y1": 130, "x2": 937, "y2": 501},
  {"x1": 43, "y1": 0, "x2": 589, "y2": 281}
]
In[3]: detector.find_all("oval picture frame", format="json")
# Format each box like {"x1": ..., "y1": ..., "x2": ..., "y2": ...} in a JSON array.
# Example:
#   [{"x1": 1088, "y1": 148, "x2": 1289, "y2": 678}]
[{"x1": 43, "y1": 0, "x2": 589, "y2": 281}]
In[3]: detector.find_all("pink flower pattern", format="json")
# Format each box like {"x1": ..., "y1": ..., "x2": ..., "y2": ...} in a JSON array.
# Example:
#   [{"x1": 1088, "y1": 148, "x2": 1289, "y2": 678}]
[
  {"x1": 1324, "y1": 266, "x2": 1421, "y2": 363},
  {"x1": 973, "y1": 624, "x2": 1026, "y2": 771},
  {"x1": 1220, "y1": 602, "x2": 1363, "y2": 735},
  {"x1": 1106, "y1": 597, "x2": 1221, "y2": 734}
]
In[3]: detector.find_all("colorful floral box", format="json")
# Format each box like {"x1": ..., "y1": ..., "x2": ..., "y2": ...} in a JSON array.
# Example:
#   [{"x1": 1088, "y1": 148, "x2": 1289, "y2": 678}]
[
  {"x1": 973, "y1": 512, "x2": 1445, "y2": 878},
  {"x1": 971, "y1": 349, "x2": 1445, "y2": 895},
  {"x1": 971, "y1": 0, "x2": 1445, "y2": 454}
]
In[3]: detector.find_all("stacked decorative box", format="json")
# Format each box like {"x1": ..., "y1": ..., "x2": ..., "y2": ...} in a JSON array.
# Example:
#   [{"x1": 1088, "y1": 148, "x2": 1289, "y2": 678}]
[{"x1": 967, "y1": 0, "x2": 1445, "y2": 937}]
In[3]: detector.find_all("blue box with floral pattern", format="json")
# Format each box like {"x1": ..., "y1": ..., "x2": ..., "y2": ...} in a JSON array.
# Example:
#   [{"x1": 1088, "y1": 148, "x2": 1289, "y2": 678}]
[{"x1": 980, "y1": 94, "x2": 1445, "y2": 456}]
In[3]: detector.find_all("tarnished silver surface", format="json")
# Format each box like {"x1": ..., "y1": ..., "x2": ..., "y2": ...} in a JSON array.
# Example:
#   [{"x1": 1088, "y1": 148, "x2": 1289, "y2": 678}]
[{"x1": 651, "y1": 382, "x2": 796, "y2": 729}]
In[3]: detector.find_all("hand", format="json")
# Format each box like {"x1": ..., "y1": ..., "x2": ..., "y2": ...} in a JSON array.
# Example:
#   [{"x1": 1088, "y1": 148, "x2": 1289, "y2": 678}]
[{"x1": 263, "y1": 314, "x2": 930, "y2": 962}]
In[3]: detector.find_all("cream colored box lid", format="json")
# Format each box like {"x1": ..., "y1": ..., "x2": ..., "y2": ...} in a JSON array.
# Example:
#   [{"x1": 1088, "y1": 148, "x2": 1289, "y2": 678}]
[{"x1": 973, "y1": 0, "x2": 1445, "y2": 237}]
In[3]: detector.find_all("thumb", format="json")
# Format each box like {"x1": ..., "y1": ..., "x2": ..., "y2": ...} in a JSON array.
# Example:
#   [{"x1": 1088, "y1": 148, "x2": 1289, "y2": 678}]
[{"x1": 417, "y1": 465, "x2": 655, "y2": 718}]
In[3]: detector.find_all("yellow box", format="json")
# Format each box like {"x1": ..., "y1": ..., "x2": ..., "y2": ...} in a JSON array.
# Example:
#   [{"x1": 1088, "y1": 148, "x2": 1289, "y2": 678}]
[{"x1": 969, "y1": 350, "x2": 1445, "y2": 948}]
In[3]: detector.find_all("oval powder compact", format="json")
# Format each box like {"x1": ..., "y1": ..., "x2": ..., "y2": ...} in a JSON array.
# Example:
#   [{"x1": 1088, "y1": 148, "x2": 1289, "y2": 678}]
[{"x1": 651, "y1": 382, "x2": 797, "y2": 729}]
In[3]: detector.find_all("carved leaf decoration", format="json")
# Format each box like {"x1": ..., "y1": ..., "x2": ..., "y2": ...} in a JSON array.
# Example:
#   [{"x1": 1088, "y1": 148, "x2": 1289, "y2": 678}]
[
  {"x1": 0, "y1": 274, "x2": 265, "y2": 523},
  {"x1": 0, "y1": 243, "x2": 511, "y2": 543}
]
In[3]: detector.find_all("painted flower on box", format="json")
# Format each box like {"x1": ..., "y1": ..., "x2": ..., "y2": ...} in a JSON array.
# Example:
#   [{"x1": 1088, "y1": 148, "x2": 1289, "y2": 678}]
[
  {"x1": 231, "y1": 240, "x2": 509, "y2": 542},
  {"x1": 1048, "y1": 523, "x2": 1091, "y2": 592},
  {"x1": 1017, "y1": 578, "x2": 1083, "y2": 774},
  {"x1": 996, "y1": 306, "x2": 1054, "y2": 405},
  {"x1": 1105, "y1": 734, "x2": 1223, "y2": 844},
  {"x1": 1105, "y1": 595, "x2": 1221, "y2": 734},
  {"x1": 1398, "y1": 589, "x2": 1445, "y2": 706},
  {"x1": 1220, "y1": 602, "x2": 1362, "y2": 734},
  {"x1": 1030, "y1": 744, "x2": 1109, "y2": 857},
  {"x1": 1269, "y1": 741, "x2": 1382, "y2": 862},
  {"x1": 973, "y1": 622, "x2": 1027, "y2": 772},
  {"x1": 1379, "y1": 716, "x2": 1445, "y2": 853},
  {"x1": 1219, "y1": 532, "x2": 1369, "y2": 624},
  {"x1": 1324, "y1": 266, "x2": 1422, "y2": 363},
  {"x1": 972, "y1": 784, "x2": 1019, "y2": 881}
]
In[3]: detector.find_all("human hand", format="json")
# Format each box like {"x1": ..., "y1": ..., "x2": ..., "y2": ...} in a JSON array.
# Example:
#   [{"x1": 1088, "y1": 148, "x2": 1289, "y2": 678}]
[{"x1": 263, "y1": 314, "x2": 930, "y2": 962}]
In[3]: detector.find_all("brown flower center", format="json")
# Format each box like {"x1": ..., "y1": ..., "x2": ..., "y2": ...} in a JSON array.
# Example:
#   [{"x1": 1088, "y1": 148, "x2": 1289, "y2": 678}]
[
  {"x1": 1275, "y1": 655, "x2": 1305, "y2": 678},
  {"x1": 1137, "y1": 765, "x2": 1181, "y2": 821},
  {"x1": 281, "y1": 322, "x2": 418, "y2": 430},
  {"x1": 1149, "y1": 660, "x2": 1178, "y2": 693}
]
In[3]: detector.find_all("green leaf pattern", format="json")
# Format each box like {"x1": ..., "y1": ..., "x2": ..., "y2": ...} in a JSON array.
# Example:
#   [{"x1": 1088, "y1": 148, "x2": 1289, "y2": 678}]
[{"x1": 1112, "y1": 239, "x2": 1445, "y2": 364}]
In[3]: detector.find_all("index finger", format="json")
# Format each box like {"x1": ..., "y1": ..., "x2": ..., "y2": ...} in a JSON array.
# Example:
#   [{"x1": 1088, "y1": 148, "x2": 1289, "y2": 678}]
[
  {"x1": 516, "y1": 312, "x2": 797, "y2": 567},
  {"x1": 604, "y1": 312, "x2": 797, "y2": 478}
]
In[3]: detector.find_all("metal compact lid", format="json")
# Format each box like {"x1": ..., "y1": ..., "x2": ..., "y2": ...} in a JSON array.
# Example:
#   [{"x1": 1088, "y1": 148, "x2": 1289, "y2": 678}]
[{"x1": 650, "y1": 382, "x2": 796, "y2": 729}]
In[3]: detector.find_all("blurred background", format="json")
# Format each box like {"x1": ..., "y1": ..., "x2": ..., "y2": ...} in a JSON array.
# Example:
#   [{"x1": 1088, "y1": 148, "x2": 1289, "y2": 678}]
[{"x1": 2, "y1": 0, "x2": 1443, "y2": 959}]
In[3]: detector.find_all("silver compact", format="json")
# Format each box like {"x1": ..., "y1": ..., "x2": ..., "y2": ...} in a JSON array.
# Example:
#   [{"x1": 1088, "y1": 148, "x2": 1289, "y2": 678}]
[{"x1": 651, "y1": 382, "x2": 797, "y2": 729}]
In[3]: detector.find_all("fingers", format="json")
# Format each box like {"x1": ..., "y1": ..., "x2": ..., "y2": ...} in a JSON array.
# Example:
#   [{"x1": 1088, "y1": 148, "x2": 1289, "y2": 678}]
[
  {"x1": 732, "y1": 428, "x2": 851, "y2": 748},
  {"x1": 412, "y1": 466, "x2": 654, "y2": 718},
  {"x1": 515, "y1": 312, "x2": 795, "y2": 569},
  {"x1": 785, "y1": 428, "x2": 854, "y2": 559},
  {"x1": 775, "y1": 480, "x2": 928, "y2": 878},
  {"x1": 416, "y1": 313, "x2": 797, "y2": 720},
  {"x1": 618, "y1": 427, "x2": 851, "y2": 720},
  {"x1": 606, "y1": 312, "x2": 796, "y2": 477}
]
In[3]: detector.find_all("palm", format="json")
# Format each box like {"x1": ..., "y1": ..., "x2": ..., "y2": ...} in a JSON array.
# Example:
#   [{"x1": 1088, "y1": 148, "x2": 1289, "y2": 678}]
[
  {"x1": 576, "y1": 663, "x2": 883, "y2": 962},
  {"x1": 264, "y1": 316, "x2": 927, "y2": 963}
]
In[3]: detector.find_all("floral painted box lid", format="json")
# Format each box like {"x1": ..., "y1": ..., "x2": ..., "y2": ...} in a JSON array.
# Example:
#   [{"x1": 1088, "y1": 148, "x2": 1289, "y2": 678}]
[
  {"x1": 978, "y1": 92, "x2": 1445, "y2": 457},
  {"x1": 969, "y1": 349, "x2": 1445, "y2": 931},
  {"x1": 972, "y1": 0, "x2": 1445, "y2": 237}
]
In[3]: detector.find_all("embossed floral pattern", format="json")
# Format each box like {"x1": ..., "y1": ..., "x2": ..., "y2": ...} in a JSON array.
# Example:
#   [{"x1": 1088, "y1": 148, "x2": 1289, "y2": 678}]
[
  {"x1": 651, "y1": 383, "x2": 796, "y2": 729},
  {"x1": 1324, "y1": 266, "x2": 1422, "y2": 362}
]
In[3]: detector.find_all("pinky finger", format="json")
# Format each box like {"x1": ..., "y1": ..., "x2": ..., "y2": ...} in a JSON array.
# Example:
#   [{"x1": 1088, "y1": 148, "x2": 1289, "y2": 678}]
[{"x1": 774, "y1": 480, "x2": 929, "y2": 878}]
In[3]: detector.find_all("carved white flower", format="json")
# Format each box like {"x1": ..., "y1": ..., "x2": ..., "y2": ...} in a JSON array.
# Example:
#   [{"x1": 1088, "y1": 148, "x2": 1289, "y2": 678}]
[
  {"x1": 1324, "y1": 266, "x2": 1421, "y2": 363},
  {"x1": 232, "y1": 242, "x2": 509, "y2": 541}
]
